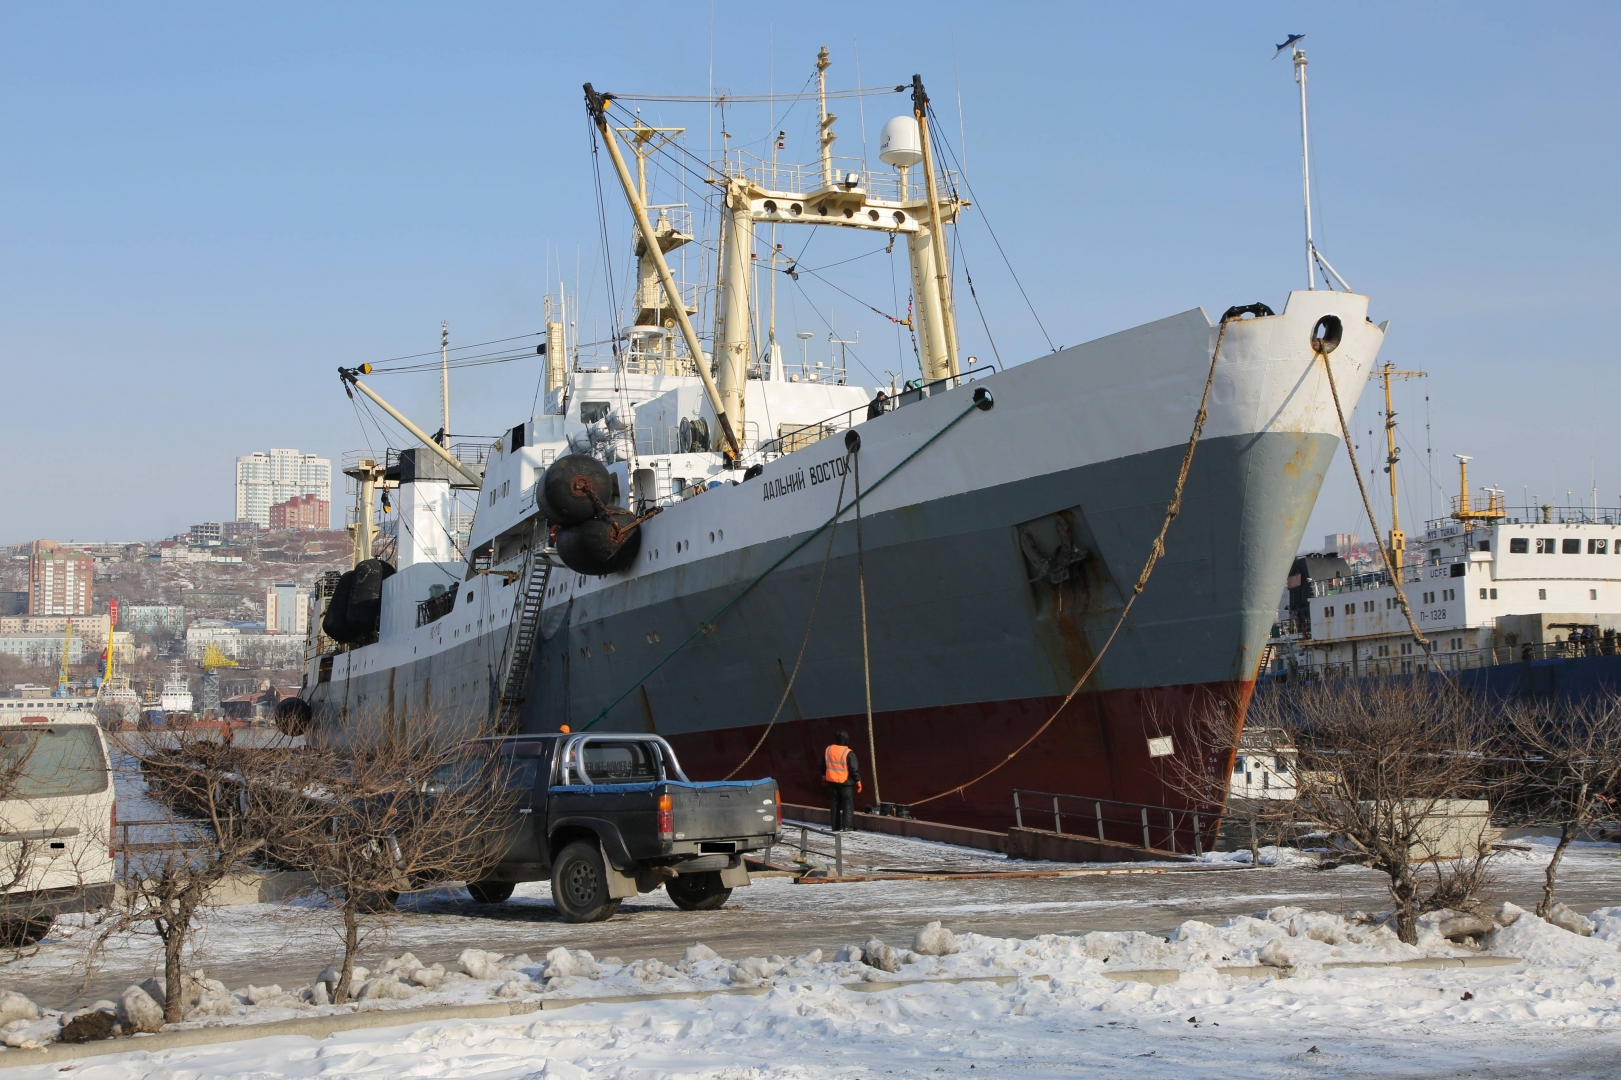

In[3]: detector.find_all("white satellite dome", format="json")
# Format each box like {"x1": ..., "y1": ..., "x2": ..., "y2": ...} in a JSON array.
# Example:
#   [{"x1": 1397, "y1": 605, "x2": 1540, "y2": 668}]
[{"x1": 878, "y1": 115, "x2": 923, "y2": 168}]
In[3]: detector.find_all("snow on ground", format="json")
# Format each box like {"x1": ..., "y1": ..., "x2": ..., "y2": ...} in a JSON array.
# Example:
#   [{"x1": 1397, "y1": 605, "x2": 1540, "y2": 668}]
[{"x1": 6, "y1": 902, "x2": 1621, "y2": 1078}]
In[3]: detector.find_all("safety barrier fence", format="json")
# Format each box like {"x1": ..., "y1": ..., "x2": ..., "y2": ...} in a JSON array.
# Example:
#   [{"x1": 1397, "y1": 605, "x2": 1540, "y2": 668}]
[{"x1": 1012, "y1": 789, "x2": 1260, "y2": 858}]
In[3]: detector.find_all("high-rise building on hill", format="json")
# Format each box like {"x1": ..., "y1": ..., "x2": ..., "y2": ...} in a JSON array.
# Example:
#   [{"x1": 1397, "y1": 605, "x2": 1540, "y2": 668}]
[
  {"x1": 236, "y1": 449, "x2": 331, "y2": 527},
  {"x1": 28, "y1": 545, "x2": 93, "y2": 615}
]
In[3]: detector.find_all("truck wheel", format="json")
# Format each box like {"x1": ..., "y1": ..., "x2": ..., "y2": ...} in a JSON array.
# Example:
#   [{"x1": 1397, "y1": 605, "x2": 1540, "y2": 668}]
[
  {"x1": 550, "y1": 842, "x2": 621, "y2": 923},
  {"x1": 0, "y1": 917, "x2": 53, "y2": 947},
  {"x1": 666, "y1": 871, "x2": 732, "y2": 911},
  {"x1": 466, "y1": 880, "x2": 515, "y2": 904}
]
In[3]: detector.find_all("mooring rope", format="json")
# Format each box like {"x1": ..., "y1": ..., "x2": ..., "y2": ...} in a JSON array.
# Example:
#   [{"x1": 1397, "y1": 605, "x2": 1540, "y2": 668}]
[
  {"x1": 853, "y1": 448, "x2": 879, "y2": 804},
  {"x1": 1316, "y1": 349, "x2": 1444, "y2": 677},
  {"x1": 722, "y1": 454, "x2": 852, "y2": 780},
  {"x1": 910, "y1": 314, "x2": 1238, "y2": 807}
]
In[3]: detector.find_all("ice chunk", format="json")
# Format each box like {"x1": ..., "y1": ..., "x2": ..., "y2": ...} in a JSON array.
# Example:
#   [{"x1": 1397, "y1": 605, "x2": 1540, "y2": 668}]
[
  {"x1": 242, "y1": 984, "x2": 284, "y2": 1006},
  {"x1": 834, "y1": 945, "x2": 863, "y2": 963},
  {"x1": 542, "y1": 947, "x2": 599, "y2": 979},
  {"x1": 409, "y1": 963, "x2": 446, "y2": 989},
  {"x1": 913, "y1": 921, "x2": 961, "y2": 956},
  {"x1": 0, "y1": 991, "x2": 38, "y2": 1025},
  {"x1": 1545, "y1": 902, "x2": 1595, "y2": 937},
  {"x1": 357, "y1": 977, "x2": 418, "y2": 1002},
  {"x1": 459, "y1": 948, "x2": 506, "y2": 981},
  {"x1": 677, "y1": 943, "x2": 720, "y2": 972},
  {"x1": 1258, "y1": 939, "x2": 1292, "y2": 968},
  {"x1": 862, "y1": 938, "x2": 901, "y2": 973}
]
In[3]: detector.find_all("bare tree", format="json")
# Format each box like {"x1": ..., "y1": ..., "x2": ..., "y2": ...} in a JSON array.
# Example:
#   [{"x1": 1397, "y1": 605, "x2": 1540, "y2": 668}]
[
  {"x1": 1504, "y1": 696, "x2": 1621, "y2": 918},
  {"x1": 108, "y1": 728, "x2": 321, "y2": 1023},
  {"x1": 1185, "y1": 679, "x2": 1499, "y2": 944},
  {"x1": 286, "y1": 710, "x2": 517, "y2": 1003}
]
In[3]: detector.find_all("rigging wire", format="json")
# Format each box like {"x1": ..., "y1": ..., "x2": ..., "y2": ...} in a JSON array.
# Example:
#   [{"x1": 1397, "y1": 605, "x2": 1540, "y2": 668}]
[
  {"x1": 774, "y1": 260, "x2": 910, "y2": 328},
  {"x1": 950, "y1": 229, "x2": 1003, "y2": 367},
  {"x1": 366, "y1": 331, "x2": 545, "y2": 367},
  {"x1": 607, "y1": 85, "x2": 907, "y2": 104},
  {"x1": 588, "y1": 113, "x2": 624, "y2": 363},
  {"x1": 925, "y1": 104, "x2": 1059, "y2": 354},
  {"x1": 785, "y1": 276, "x2": 884, "y2": 385}
]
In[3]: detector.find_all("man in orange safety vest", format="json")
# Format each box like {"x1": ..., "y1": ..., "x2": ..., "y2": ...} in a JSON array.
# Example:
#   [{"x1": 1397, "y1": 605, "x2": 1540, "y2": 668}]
[{"x1": 823, "y1": 730, "x2": 862, "y2": 831}]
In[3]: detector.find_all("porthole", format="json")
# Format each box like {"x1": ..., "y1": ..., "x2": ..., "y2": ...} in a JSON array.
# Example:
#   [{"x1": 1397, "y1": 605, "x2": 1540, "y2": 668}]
[
  {"x1": 789, "y1": 202, "x2": 802, "y2": 216},
  {"x1": 868, "y1": 209, "x2": 879, "y2": 221},
  {"x1": 893, "y1": 210, "x2": 906, "y2": 224},
  {"x1": 763, "y1": 199, "x2": 777, "y2": 213},
  {"x1": 718, "y1": 529, "x2": 724, "y2": 541},
  {"x1": 709, "y1": 531, "x2": 715, "y2": 542}
]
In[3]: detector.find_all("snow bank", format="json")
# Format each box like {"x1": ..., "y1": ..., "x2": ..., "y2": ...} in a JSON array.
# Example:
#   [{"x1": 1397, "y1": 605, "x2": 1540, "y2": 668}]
[{"x1": 6, "y1": 903, "x2": 1620, "y2": 1064}]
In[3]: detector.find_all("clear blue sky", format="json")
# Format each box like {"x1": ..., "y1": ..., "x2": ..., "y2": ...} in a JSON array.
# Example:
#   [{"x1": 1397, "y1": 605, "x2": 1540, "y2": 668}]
[{"x1": 4, "y1": 2, "x2": 1617, "y2": 548}]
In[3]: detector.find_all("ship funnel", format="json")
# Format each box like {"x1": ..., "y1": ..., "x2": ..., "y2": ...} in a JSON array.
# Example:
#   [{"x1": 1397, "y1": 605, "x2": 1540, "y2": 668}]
[{"x1": 879, "y1": 116, "x2": 922, "y2": 167}]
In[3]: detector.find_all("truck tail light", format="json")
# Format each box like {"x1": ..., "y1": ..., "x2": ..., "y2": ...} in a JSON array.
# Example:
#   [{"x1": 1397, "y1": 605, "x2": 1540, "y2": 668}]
[
  {"x1": 775, "y1": 789, "x2": 782, "y2": 828},
  {"x1": 109, "y1": 802, "x2": 117, "y2": 861},
  {"x1": 657, "y1": 793, "x2": 673, "y2": 838}
]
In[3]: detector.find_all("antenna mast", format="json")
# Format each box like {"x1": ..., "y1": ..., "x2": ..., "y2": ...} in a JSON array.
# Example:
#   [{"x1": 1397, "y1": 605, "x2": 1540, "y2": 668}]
[
  {"x1": 1294, "y1": 46, "x2": 1314, "y2": 290},
  {"x1": 1290, "y1": 42, "x2": 1352, "y2": 292},
  {"x1": 439, "y1": 321, "x2": 450, "y2": 447}
]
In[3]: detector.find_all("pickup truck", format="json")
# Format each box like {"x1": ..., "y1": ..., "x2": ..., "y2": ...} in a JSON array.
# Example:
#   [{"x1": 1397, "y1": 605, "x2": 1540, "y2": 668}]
[{"x1": 433, "y1": 733, "x2": 779, "y2": 922}]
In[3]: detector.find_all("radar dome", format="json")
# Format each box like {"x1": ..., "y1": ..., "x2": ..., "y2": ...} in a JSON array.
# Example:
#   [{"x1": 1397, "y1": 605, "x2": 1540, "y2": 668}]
[{"x1": 879, "y1": 116, "x2": 923, "y2": 168}]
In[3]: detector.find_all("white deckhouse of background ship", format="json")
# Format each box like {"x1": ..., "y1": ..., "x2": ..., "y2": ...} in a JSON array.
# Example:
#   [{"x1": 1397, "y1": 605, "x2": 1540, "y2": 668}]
[{"x1": 294, "y1": 42, "x2": 1384, "y2": 832}]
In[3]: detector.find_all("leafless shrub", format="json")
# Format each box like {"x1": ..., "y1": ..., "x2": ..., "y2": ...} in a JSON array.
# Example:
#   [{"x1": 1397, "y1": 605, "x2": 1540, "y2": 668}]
[
  {"x1": 1503, "y1": 696, "x2": 1621, "y2": 917},
  {"x1": 106, "y1": 728, "x2": 321, "y2": 1024},
  {"x1": 283, "y1": 709, "x2": 518, "y2": 1003},
  {"x1": 1183, "y1": 679, "x2": 1499, "y2": 944}
]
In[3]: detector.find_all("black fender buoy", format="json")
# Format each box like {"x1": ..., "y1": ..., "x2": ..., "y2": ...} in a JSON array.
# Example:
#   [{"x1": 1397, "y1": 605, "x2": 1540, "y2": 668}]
[
  {"x1": 543, "y1": 455, "x2": 612, "y2": 526},
  {"x1": 273, "y1": 697, "x2": 313, "y2": 737},
  {"x1": 320, "y1": 569, "x2": 357, "y2": 643},
  {"x1": 342, "y1": 558, "x2": 396, "y2": 642},
  {"x1": 556, "y1": 509, "x2": 643, "y2": 575}
]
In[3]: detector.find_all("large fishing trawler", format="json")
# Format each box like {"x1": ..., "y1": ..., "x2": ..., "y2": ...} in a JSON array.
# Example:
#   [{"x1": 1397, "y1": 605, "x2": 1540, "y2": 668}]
[{"x1": 297, "y1": 45, "x2": 1385, "y2": 828}]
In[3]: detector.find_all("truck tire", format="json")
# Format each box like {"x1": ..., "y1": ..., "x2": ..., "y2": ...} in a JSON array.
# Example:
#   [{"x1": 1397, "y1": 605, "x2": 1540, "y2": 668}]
[
  {"x1": 466, "y1": 880, "x2": 515, "y2": 904},
  {"x1": 0, "y1": 917, "x2": 53, "y2": 947},
  {"x1": 666, "y1": 871, "x2": 732, "y2": 911},
  {"x1": 550, "y1": 842, "x2": 621, "y2": 923}
]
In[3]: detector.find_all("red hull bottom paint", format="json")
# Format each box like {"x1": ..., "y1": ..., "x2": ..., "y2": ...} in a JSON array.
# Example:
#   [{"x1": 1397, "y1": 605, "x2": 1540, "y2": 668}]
[{"x1": 666, "y1": 679, "x2": 1254, "y2": 834}]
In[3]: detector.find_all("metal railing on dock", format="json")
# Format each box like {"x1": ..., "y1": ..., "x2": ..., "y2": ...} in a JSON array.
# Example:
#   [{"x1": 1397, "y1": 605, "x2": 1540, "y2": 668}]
[
  {"x1": 781, "y1": 819, "x2": 844, "y2": 878},
  {"x1": 1013, "y1": 790, "x2": 1252, "y2": 857}
]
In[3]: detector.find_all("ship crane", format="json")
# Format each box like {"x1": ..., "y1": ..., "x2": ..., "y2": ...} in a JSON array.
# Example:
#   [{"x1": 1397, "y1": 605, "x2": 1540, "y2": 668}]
[
  {"x1": 53, "y1": 618, "x2": 73, "y2": 698},
  {"x1": 1374, "y1": 361, "x2": 1427, "y2": 571},
  {"x1": 584, "y1": 48, "x2": 968, "y2": 463}
]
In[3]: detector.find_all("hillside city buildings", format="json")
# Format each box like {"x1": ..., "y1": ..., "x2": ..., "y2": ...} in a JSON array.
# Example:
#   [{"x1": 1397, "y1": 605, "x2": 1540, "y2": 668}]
[
  {"x1": 235, "y1": 448, "x2": 331, "y2": 528},
  {"x1": 269, "y1": 493, "x2": 330, "y2": 530}
]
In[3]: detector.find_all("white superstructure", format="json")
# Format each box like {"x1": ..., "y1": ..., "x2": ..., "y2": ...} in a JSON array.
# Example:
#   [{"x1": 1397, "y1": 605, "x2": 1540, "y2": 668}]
[{"x1": 1277, "y1": 466, "x2": 1621, "y2": 676}]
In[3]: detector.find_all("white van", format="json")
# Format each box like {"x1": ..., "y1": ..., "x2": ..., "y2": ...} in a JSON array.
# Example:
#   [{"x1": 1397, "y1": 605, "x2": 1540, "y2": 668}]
[{"x1": 0, "y1": 709, "x2": 116, "y2": 946}]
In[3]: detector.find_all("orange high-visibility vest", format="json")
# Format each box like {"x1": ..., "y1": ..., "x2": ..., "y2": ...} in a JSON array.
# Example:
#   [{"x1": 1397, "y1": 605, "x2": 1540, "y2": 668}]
[{"x1": 824, "y1": 744, "x2": 852, "y2": 784}]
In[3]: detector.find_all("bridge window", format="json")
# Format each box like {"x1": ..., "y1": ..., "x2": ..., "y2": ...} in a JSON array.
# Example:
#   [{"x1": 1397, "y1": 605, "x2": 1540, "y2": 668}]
[
  {"x1": 1537, "y1": 538, "x2": 1557, "y2": 554},
  {"x1": 1563, "y1": 538, "x2": 1582, "y2": 554},
  {"x1": 1591, "y1": 539, "x2": 1608, "y2": 554},
  {"x1": 1510, "y1": 538, "x2": 1529, "y2": 553}
]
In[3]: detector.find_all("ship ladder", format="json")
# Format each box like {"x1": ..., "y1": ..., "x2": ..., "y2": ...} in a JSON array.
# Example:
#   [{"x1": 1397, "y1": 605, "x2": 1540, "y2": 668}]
[{"x1": 494, "y1": 523, "x2": 554, "y2": 732}]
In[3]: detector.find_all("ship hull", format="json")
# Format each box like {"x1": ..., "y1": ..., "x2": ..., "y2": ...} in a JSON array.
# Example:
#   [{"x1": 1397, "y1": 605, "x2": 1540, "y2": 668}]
[{"x1": 305, "y1": 292, "x2": 1380, "y2": 829}]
